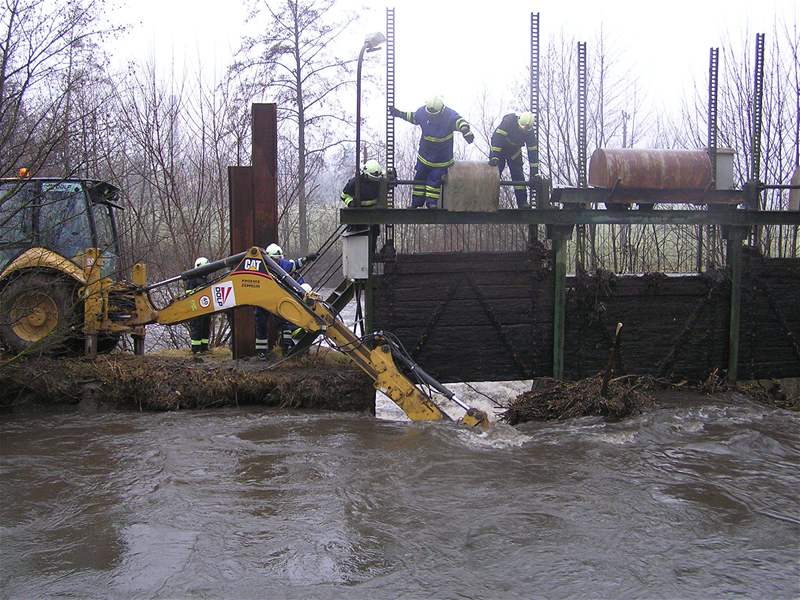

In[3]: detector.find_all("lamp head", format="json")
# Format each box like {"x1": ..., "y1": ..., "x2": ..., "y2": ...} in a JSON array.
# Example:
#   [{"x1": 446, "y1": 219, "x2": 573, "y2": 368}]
[{"x1": 364, "y1": 31, "x2": 386, "y2": 51}]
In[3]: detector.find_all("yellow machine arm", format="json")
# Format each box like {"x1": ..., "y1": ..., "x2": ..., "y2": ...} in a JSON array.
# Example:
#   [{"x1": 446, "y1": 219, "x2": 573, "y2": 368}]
[{"x1": 129, "y1": 246, "x2": 488, "y2": 428}]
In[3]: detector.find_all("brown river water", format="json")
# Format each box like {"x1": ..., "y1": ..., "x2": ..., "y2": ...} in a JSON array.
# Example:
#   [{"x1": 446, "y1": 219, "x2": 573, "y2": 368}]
[{"x1": 1, "y1": 391, "x2": 798, "y2": 599}]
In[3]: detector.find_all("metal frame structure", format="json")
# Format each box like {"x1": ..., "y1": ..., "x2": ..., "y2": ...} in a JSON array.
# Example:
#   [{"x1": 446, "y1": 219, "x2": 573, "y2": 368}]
[
  {"x1": 341, "y1": 208, "x2": 799, "y2": 227},
  {"x1": 365, "y1": 15, "x2": 796, "y2": 385}
]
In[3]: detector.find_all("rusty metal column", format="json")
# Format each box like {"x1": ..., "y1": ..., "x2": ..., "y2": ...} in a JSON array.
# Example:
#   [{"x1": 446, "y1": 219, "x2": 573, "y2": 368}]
[
  {"x1": 229, "y1": 166, "x2": 255, "y2": 358},
  {"x1": 252, "y1": 104, "x2": 279, "y2": 246},
  {"x1": 229, "y1": 103, "x2": 279, "y2": 359}
]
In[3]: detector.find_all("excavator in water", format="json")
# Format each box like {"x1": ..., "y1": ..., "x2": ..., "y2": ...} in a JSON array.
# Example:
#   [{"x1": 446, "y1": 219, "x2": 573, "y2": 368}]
[
  {"x1": 67, "y1": 244, "x2": 491, "y2": 428},
  {"x1": 0, "y1": 173, "x2": 486, "y2": 427}
]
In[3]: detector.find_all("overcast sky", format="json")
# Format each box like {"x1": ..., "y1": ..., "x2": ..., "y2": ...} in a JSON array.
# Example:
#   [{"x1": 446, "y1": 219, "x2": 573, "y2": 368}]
[{"x1": 117, "y1": 0, "x2": 798, "y2": 136}]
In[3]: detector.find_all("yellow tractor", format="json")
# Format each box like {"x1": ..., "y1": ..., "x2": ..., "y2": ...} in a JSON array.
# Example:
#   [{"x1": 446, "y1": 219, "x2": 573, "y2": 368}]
[
  {"x1": 0, "y1": 173, "x2": 136, "y2": 355},
  {"x1": 1, "y1": 173, "x2": 488, "y2": 427}
]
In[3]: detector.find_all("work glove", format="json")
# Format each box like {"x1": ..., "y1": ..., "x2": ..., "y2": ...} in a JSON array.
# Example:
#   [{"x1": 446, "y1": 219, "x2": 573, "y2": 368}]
[
  {"x1": 463, "y1": 131, "x2": 475, "y2": 144},
  {"x1": 389, "y1": 106, "x2": 403, "y2": 118},
  {"x1": 488, "y1": 156, "x2": 499, "y2": 167},
  {"x1": 304, "y1": 252, "x2": 318, "y2": 262}
]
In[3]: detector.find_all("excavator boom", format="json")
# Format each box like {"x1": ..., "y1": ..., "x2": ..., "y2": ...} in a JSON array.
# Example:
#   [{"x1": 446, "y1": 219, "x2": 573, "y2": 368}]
[{"x1": 128, "y1": 246, "x2": 488, "y2": 428}]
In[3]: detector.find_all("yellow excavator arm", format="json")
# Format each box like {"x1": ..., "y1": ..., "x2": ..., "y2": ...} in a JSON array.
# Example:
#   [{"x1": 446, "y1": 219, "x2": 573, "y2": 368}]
[{"x1": 128, "y1": 246, "x2": 488, "y2": 428}]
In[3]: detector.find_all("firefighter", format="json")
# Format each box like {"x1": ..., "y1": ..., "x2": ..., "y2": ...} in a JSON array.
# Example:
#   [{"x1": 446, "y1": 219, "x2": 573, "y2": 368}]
[
  {"x1": 489, "y1": 111, "x2": 537, "y2": 208},
  {"x1": 256, "y1": 244, "x2": 317, "y2": 357},
  {"x1": 341, "y1": 159, "x2": 383, "y2": 254},
  {"x1": 186, "y1": 256, "x2": 212, "y2": 354},
  {"x1": 390, "y1": 96, "x2": 474, "y2": 208}
]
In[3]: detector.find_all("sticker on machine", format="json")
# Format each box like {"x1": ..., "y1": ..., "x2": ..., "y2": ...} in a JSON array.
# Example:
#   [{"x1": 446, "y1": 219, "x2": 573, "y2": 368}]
[{"x1": 212, "y1": 282, "x2": 236, "y2": 310}]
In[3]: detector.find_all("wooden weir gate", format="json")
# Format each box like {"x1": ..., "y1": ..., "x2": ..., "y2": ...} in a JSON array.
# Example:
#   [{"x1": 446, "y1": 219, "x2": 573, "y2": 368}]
[{"x1": 341, "y1": 208, "x2": 800, "y2": 384}]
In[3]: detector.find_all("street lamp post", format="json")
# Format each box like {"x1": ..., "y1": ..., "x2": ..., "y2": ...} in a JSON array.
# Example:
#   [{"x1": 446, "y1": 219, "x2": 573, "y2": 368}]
[{"x1": 355, "y1": 31, "x2": 386, "y2": 205}]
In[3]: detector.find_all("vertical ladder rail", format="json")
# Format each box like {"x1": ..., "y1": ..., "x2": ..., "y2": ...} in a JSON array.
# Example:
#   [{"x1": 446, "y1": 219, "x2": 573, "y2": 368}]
[
  {"x1": 529, "y1": 12, "x2": 540, "y2": 244},
  {"x1": 384, "y1": 7, "x2": 396, "y2": 251},
  {"x1": 576, "y1": 41, "x2": 588, "y2": 271},
  {"x1": 702, "y1": 47, "x2": 720, "y2": 272},
  {"x1": 750, "y1": 32, "x2": 766, "y2": 250},
  {"x1": 750, "y1": 33, "x2": 765, "y2": 187}
]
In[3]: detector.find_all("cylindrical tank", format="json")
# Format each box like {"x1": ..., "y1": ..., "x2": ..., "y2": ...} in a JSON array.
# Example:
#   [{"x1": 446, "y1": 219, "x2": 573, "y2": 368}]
[{"x1": 588, "y1": 148, "x2": 712, "y2": 190}]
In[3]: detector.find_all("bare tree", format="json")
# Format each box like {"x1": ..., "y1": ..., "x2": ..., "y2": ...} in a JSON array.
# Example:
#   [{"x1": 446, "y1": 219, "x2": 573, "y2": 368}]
[
  {"x1": 230, "y1": 0, "x2": 357, "y2": 253},
  {"x1": 0, "y1": 0, "x2": 121, "y2": 178}
]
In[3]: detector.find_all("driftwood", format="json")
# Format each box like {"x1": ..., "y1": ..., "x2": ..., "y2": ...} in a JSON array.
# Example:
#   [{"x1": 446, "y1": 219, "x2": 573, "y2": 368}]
[{"x1": 501, "y1": 373, "x2": 658, "y2": 425}]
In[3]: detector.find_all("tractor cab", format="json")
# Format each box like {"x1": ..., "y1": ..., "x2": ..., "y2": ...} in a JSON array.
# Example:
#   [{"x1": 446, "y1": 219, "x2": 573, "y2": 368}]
[
  {"x1": 0, "y1": 176, "x2": 122, "y2": 279},
  {"x1": 0, "y1": 175, "x2": 125, "y2": 355}
]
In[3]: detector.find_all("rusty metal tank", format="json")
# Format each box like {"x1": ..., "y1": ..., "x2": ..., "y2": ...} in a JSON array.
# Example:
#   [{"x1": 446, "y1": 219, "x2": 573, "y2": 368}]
[{"x1": 588, "y1": 148, "x2": 713, "y2": 190}]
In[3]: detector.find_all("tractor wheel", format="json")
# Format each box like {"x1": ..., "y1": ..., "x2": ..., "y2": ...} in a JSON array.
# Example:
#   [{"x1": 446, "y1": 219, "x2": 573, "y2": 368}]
[{"x1": 0, "y1": 272, "x2": 82, "y2": 355}]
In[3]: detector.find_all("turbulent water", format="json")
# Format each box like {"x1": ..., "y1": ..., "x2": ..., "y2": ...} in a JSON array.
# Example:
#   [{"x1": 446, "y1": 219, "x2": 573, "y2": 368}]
[{"x1": 1, "y1": 389, "x2": 798, "y2": 599}]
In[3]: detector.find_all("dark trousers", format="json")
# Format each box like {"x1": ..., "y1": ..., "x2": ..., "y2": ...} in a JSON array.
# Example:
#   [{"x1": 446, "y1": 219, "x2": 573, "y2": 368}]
[
  {"x1": 412, "y1": 160, "x2": 447, "y2": 208},
  {"x1": 256, "y1": 309, "x2": 293, "y2": 354},
  {"x1": 493, "y1": 152, "x2": 528, "y2": 207},
  {"x1": 255, "y1": 308, "x2": 270, "y2": 353},
  {"x1": 189, "y1": 315, "x2": 211, "y2": 352}
]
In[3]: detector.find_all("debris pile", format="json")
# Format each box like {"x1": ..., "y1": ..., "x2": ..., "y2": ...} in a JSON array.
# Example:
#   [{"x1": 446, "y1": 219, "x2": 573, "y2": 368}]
[
  {"x1": 501, "y1": 374, "x2": 657, "y2": 425},
  {"x1": 0, "y1": 350, "x2": 375, "y2": 413}
]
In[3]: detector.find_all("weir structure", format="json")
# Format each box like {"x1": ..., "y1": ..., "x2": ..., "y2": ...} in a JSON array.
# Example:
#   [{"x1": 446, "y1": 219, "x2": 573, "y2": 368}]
[{"x1": 341, "y1": 9, "x2": 800, "y2": 385}]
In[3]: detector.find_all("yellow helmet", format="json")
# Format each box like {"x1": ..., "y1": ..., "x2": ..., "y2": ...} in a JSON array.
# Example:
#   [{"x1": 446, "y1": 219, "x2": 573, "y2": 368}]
[
  {"x1": 518, "y1": 112, "x2": 534, "y2": 131},
  {"x1": 425, "y1": 96, "x2": 444, "y2": 114},
  {"x1": 362, "y1": 159, "x2": 383, "y2": 179}
]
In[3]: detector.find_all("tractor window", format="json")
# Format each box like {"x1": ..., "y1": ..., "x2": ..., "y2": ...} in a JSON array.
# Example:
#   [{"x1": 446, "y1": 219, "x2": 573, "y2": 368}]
[
  {"x1": 0, "y1": 182, "x2": 35, "y2": 270},
  {"x1": 91, "y1": 202, "x2": 118, "y2": 277},
  {"x1": 38, "y1": 181, "x2": 92, "y2": 262}
]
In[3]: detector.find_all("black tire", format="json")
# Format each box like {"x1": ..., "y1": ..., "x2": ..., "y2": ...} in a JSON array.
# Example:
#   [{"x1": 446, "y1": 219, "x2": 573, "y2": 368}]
[{"x1": 0, "y1": 271, "x2": 82, "y2": 356}]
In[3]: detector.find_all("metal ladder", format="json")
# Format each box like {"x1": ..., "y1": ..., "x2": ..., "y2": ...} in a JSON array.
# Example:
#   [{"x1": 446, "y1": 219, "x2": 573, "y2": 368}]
[{"x1": 289, "y1": 226, "x2": 357, "y2": 356}]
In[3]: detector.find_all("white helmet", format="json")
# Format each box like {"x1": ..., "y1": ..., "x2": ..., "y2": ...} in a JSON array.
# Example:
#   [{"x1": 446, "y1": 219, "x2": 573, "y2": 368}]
[
  {"x1": 362, "y1": 159, "x2": 383, "y2": 179},
  {"x1": 518, "y1": 111, "x2": 534, "y2": 131},
  {"x1": 301, "y1": 283, "x2": 313, "y2": 293},
  {"x1": 265, "y1": 243, "x2": 283, "y2": 258},
  {"x1": 425, "y1": 95, "x2": 444, "y2": 114},
  {"x1": 194, "y1": 256, "x2": 209, "y2": 268}
]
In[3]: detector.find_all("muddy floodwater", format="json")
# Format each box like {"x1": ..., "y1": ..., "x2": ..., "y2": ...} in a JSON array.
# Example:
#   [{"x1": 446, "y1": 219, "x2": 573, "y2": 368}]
[{"x1": 1, "y1": 392, "x2": 799, "y2": 599}]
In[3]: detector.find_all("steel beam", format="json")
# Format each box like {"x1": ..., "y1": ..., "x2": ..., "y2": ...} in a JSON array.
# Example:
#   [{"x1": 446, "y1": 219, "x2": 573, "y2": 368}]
[
  {"x1": 229, "y1": 166, "x2": 256, "y2": 358},
  {"x1": 252, "y1": 104, "x2": 279, "y2": 246},
  {"x1": 726, "y1": 227, "x2": 747, "y2": 384},
  {"x1": 340, "y1": 208, "x2": 800, "y2": 226},
  {"x1": 548, "y1": 225, "x2": 573, "y2": 379}
]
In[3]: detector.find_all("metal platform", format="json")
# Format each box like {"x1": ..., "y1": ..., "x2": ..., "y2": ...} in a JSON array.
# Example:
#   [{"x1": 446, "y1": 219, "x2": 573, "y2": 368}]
[{"x1": 340, "y1": 208, "x2": 800, "y2": 227}]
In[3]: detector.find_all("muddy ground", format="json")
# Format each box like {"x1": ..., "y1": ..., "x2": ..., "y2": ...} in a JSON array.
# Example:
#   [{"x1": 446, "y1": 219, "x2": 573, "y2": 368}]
[{"x1": 0, "y1": 349, "x2": 375, "y2": 413}]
